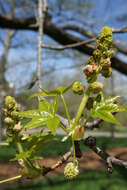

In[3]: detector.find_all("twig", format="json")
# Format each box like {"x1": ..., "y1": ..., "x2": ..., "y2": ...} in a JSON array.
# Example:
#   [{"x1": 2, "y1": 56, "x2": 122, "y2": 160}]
[
  {"x1": 43, "y1": 149, "x2": 72, "y2": 175},
  {"x1": 41, "y1": 38, "x2": 96, "y2": 50},
  {"x1": 85, "y1": 118, "x2": 102, "y2": 130},
  {"x1": 112, "y1": 25, "x2": 127, "y2": 33},
  {"x1": 84, "y1": 136, "x2": 127, "y2": 173}
]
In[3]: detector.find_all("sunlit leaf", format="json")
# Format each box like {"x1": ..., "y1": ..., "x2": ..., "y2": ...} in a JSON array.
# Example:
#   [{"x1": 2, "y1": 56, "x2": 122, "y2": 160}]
[
  {"x1": 31, "y1": 82, "x2": 74, "y2": 97},
  {"x1": 18, "y1": 110, "x2": 40, "y2": 118},
  {"x1": 47, "y1": 116, "x2": 60, "y2": 135}
]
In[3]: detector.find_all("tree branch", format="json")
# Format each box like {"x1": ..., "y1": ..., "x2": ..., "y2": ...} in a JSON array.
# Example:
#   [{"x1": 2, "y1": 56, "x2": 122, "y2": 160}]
[
  {"x1": 84, "y1": 136, "x2": 127, "y2": 173},
  {"x1": 41, "y1": 38, "x2": 96, "y2": 50},
  {"x1": 42, "y1": 148, "x2": 72, "y2": 175},
  {"x1": 0, "y1": 14, "x2": 127, "y2": 75}
]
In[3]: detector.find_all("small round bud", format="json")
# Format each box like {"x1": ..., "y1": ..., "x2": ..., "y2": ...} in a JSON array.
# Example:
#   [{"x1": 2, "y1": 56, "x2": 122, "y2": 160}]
[
  {"x1": 64, "y1": 162, "x2": 79, "y2": 179},
  {"x1": 5, "y1": 96, "x2": 16, "y2": 108},
  {"x1": 13, "y1": 122, "x2": 22, "y2": 132},
  {"x1": 86, "y1": 97, "x2": 94, "y2": 110},
  {"x1": 100, "y1": 58, "x2": 111, "y2": 68},
  {"x1": 72, "y1": 125, "x2": 84, "y2": 141},
  {"x1": 4, "y1": 117, "x2": 14, "y2": 125},
  {"x1": 11, "y1": 111, "x2": 21, "y2": 120},
  {"x1": 93, "y1": 49, "x2": 102, "y2": 61},
  {"x1": 89, "y1": 82, "x2": 103, "y2": 94},
  {"x1": 83, "y1": 65, "x2": 93, "y2": 77},
  {"x1": 101, "y1": 67, "x2": 112, "y2": 78},
  {"x1": 72, "y1": 82, "x2": 85, "y2": 95}
]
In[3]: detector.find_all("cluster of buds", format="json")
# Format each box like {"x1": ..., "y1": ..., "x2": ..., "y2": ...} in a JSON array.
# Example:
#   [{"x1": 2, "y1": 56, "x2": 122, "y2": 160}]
[
  {"x1": 83, "y1": 26, "x2": 113, "y2": 82},
  {"x1": 3, "y1": 96, "x2": 22, "y2": 137},
  {"x1": 72, "y1": 81, "x2": 85, "y2": 95},
  {"x1": 64, "y1": 162, "x2": 79, "y2": 179}
]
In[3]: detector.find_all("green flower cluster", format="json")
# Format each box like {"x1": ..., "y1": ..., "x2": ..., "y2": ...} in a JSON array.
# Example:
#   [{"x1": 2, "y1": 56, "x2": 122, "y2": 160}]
[
  {"x1": 83, "y1": 26, "x2": 113, "y2": 82},
  {"x1": 64, "y1": 162, "x2": 79, "y2": 179},
  {"x1": 3, "y1": 96, "x2": 22, "y2": 138}
]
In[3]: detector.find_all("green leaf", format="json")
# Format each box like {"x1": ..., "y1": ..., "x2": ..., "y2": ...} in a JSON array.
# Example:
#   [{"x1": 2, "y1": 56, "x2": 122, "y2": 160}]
[
  {"x1": 18, "y1": 110, "x2": 40, "y2": 118},
  {"x1": 98, "y1": 104, "x2": 127, "y2": 113},
  {"x1": 31, "y1": 82, "x2": 74, "y2": 97},
  {"x1": 104, "y1": 96, "x2": 120, "y2": 104},
  {"x1": 90, "y1": 95, "x2": 127, "y2": 125},
  {"x1": 39, "y1": 99, "x2": 51, "y2": 112},
  {"x1": 91, "y1": 110, "x2": 120, "y2": 125},
  {"x1": 25, "y1": 117, "x2": 47, "y2": 129},
  {"x1": 50, "y1": 96, "x2": 59, "y2": 115},
  {"x1": 47, "y1": 116, "x2": 60, "y2": 135},
  {"x1": 27, "y1": 132, "x2": 53, "y2": 152}
]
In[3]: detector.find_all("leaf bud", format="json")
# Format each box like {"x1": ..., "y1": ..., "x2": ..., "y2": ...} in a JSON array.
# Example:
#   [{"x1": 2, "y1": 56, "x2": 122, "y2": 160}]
[
  {"x1": 64, "y1": 162, "x2": 79, "y2": 179},
  {"x1": 5, "y1": 96, "x2": 16, "y2": 110},
  {"x1": 86, "y1": 97, "x2": 94, "y2": 110},
  {"x1": 4, "y1": 117, "x2": 15, "y2": 125},
  {"x1": 100, "y1": 58, "x2": 111, "y2": 68},
  {"x1": 13, "y1": 122, "x2": 22, "y2": 132},
  {"x1": 101, "y1": 67, "x2": 112, "y2": 78},
  {"x1": 72, "y1": 81, "x2": 85, "y2": 95},
  {"x1": 72, "y1": 125, "x2": 84, "y2": 141},
  {"x1": 89, "y1": 82, "x2": 103, "y2": 94},
  {"x1": 11, "y1": 111, "x2": 21, "y2": 120},
  {"x1": 83, "y1": 65, "x2": 93, "y2": 77}
]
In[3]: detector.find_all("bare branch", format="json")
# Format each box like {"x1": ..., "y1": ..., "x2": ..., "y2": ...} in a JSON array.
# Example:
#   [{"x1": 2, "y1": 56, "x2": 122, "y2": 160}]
[
  {"x1": 85, "y1": 118, "x2": 102, "y2": 130},
  {"x1": 84, "y1": 136, "x2": 127, "y2": 172},
  {"x1": 41, "y1": 38, "x2": 96, "y2": 50},
  {"x1": 43, "y1": 148, "x2": 72, "y2": 175},
  {"x1": 112, "y1": 25, "x2": 127, "y2": 33}
]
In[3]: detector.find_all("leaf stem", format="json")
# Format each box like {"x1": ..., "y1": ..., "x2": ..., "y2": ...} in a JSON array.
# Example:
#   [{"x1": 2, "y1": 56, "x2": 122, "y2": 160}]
[
  {"x1": 73, "y1": 91, "x2": 89, "y2": 129},
  {"x1": 60, "y1": 94, "x2": 71, "y2": 126},
  {"x1": 60, "y1": 123, "x2": 69, "y2": 134},
  {"x1": 17, "y1": 141, "x2": 23, "y2": 153},
  {"x1": 0, "y1": 175, "x2": 22, "y2": 184},
  {"x1": 72, "y1": 136, "x2": 76, "y2": 167}
]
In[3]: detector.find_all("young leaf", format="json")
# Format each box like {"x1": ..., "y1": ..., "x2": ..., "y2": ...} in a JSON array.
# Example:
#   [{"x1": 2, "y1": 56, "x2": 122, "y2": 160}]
[
  {"x1": 31, "y1": 82, "x2": 74, "y2": 97},
  {"x1": 18, "y1": 110, "x2": 40, "y2": 118},
  {"x1": 47, "y1": 116, "x2": 60, "y2": 135},
  {"x1": 90, "y1": 95, "x2": 127, "y2": 125},
  {"x1": 91, "y1": 110, "x2": 120, "y2": 125},
  {"x1": 25, "y1": 117, "x2": 47, "y2": 129},
  {"x1": 50, "y1": 95, "x2": 59, "y2": 115}
]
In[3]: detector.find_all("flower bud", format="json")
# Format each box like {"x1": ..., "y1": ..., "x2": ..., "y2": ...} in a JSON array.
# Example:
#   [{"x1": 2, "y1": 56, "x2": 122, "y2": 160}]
[
  {"x1": 101, "y1": 58, "x2": 111, "y2": 68},
  {"x1": 4, "y1": 117, "x2": 14, "y2": 125},
  {"x1": 64, "y1": 162, "x2": 79, "y2": 179},
  {"x1": 5, "y1": 96, "x2": 16, "y2": 110},
  {"x1": 101, "y1": 67, "x2": 112, "y2": 78},
  {"x1": 72, "y1": 82, "x2": 85, "y2": 95},
  {"x1": 13, "y1": 122, "x2": 22, "y2": 132},
  {"x1": 86, "y1": 97, "x2": 94, "y2": 110},
  {"x1": 72, "y1": 125, "x2": 84, "y2": 141},
  {"x1": 89, "y1": 82, "x2": 103, "y2": 94},
  {"x1": 11, "y1": 111, "x2": 21, "y2": 120},
  {"x1": 83, "y1": 65, "x2": 93, "y2": 77}
]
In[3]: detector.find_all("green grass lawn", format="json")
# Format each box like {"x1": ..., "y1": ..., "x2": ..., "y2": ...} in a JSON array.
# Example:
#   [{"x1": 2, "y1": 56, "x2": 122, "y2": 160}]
[
  {"x1": 0, "y1": 135, "x2": 127, "y2": 162},
  {"x1": 4, "y1": 168, "x2": 127, "y2": 190}
]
